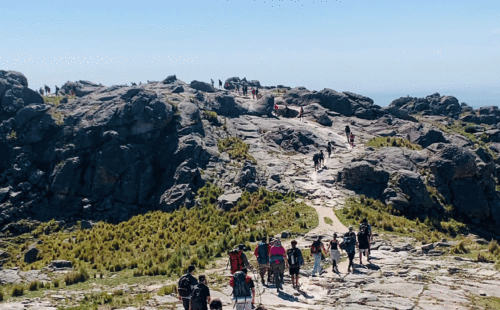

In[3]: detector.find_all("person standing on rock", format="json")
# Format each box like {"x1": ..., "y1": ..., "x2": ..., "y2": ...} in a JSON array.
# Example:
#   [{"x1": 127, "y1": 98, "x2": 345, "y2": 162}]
[
  {"x1": 327, "y1": 233, "x2": 340, "y2": 273},
  {"x1": 230, "y1": 267, "x2": 255, "y2": 310},
  {"x1": 44, "y1": 84, "x2": 50, "y2": 94},
  {"x1": 342, "y1": 227, "x2": 357, "y2": 273},
  {"x1": 251, "y1": 88, "x2": 255, "y2": 99},
  {"x1": 255, "y1": 87, "x2": 259, "y2": 100},
  {"x1": 327, "y1": 143, "x2": 332, "y2": 158},
  {"x1": 178, "y1": 265, "x2": 198, "y2": 310},
  {"x1": 358, "y1": 223, "x2": 371, "y2": 265},
  {"x1": 313, "y1": 153, "x2": 320, "y2": 171},
  {"x1": 211, "y1": 79, "x2": 214, "y2": 88},
  {"x1": 349, "y1": 132, "x2": 355, "y2": 147},
  {"x1": 219, "y1": 79, "x2": 222, "y2": 89},
  {"x1": 190, "y1": 275, "x2": 211, "y2": 310},
  {"x1": 269, "y1": 237, "x2": 288, "y2": 291},
  {"x1": 236, "y1": 84, "x2": 240, "y2": 95},
  {"x1": 55, "y1": 85, "x2": 60, "y2": 96},
  {"x1": 254, "y1": 237, "x2": 271, "y2": 286},
  {"x1": 299, "y1": 107, "x2": 304, "y2": 121},
  {"x1": 319, "y1": 150, "x2": 325, "y2": 167},
  {"x1": 287, "y1": 240, "x2": 304, "y2": 289},
  {"x1": 39, "y1": 88, "x2": 44, "y2": 96},
  {"x1": 345, "y1": 125, "x2": 351, "y2": 143},
  {"x1": 310, "y1": 236, "x2": 327, "y2": 277}
]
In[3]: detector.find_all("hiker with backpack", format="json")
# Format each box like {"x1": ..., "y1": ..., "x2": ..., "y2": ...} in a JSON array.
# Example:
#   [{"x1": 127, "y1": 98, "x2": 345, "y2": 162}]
[
  {"x1": 219, "y1": 79, "x2": 222, "y2": 89},
  {"x1": 319, "y1": 150, "x2": 325, "y2": 167},
  {"x1": 310, "y1": 236, "x2": 327, "y2": 277},
  {"x1": 254, "y1": 237, "x2": 271, "y2": 286},
  {"x1": 269, "y1": 237, "x2": 288, "y2": 291},
  {"x1": 255, "y1": 87, "x2": 259, "y2": 100},
  {"x1": 345, "y1": 125, "x2": 351, "y2": 143},
  {"x1": 341, "y1": 226, "x2": 357, "y2": 273},
  {"x1": 229, "y1": 244, "x2": 250, "y2": 274},
  {"x1": 326, "y1": 143, "x2": 332, "y2": 158},
  {"x1": 349, "y1": 132, "x2": 355, "y2": 147},
  {"x1": 251, "y1": 88, "x2": 255, "y2": 99},
  {"x1": 313, "y1": 153, "x2": 320, "y2": 172},
  {"x1": 211, "y1": 79, "x2": 214, "y2": 88},
  {"x1": 178, "y1": 265, "x2": 198, "y2": 310},
  {"x1": 287, "y1": 240, "x2": 304, "y2": 289},
  {"x1": 230, "y1": 267, "x2": 255, "y2": 310},
  {"x1": 327, "y1": 233, "x2": 340, "y2": 273},
  {"x1": 45, "y1": 85, "x2": 50, "y2": 94},
  {"x1": 358, "y1": 219, "x2": 372, "y2": 264},
  {"x1": 39, "y1": 88, "x2": 44, "y2": 96},
  {"x1": 190, "y1": 275, "x2": 211, "y2": 310}
]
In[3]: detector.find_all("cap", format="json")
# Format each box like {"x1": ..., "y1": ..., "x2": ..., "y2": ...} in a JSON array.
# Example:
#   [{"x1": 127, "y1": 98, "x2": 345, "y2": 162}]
[{"x1": 348, "y1": 226, "x2": 353, "y2": 231}]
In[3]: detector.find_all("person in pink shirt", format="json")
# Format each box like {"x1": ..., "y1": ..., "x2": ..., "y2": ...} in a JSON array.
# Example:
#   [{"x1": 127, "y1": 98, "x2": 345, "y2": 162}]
[{"x1": 269, "y1": 237, "x2": 288, "y2": 292}]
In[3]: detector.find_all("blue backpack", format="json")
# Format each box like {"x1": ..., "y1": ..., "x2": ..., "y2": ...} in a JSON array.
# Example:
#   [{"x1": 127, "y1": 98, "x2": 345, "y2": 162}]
[{"x1": 257, "y1": 242, "x2": 269, "y2": 264}]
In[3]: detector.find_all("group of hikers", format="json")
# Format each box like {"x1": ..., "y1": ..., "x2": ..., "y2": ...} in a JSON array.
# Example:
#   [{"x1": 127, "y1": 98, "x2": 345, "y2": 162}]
[
  {"x1": 345, "y1": 125, "x2": 355, "y2": 147},
  {"x1": 177, "y1": 218, "x2": 372, "y2": 310},
  {"x1": 38, "y1": 85, "x2": 61, "y2": 96},
  {"x1": 210, "y1": 79, "x2": 260, "y2": 99}
]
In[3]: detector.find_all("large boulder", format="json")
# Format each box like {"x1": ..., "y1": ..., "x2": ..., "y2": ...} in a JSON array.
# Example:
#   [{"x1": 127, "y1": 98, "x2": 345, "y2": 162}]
[
  {"x1": 396, "y1": 170, "x2": 434, "y2": 210},
  {"x1": 204, "y1": 94, "x2": 242, "y2": 117},
  {"x1": 247, "y1": 95, "x2": 274, "y2": 116},
  {"x1": 59, "y1": 80, "x2": 103, "y2": 97},
  {"x1": 190, "y1": 80, "x2": 215, "y2": 93},
  {"x1": 388, "y1": 93, "x2": 462, "y2": 119},
  {"x1": 339, "y1": 161, "x2": 390, "y2": 198},
  {"x1": 408, "y1": 128, "x2": 448, "y2": 148},
  {"x1": 162, "y1": 75, "x2": 177, "y2": 84},
  {"x1": 217, "y1": 193, "x2": 242, "y2": 211},
  {"x1": 317, "y1": 89, "x2": 354, "y2": 116},
  {"x1": 429, "y1": 145, "x2": 477, "y2": 184},
  {"x1": 24, "y1": 246, "x2": 39, "y2": 263}
]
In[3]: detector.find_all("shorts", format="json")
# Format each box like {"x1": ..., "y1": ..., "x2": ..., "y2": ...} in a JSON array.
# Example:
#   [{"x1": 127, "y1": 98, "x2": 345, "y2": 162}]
[
  {"x1": 258, "y1": 263, "x2": 269, "y2": 274},
  {"x1": 289, "y1": 266, "x2": 300, "y2": 275},
  {"x1": 359, "y1": 248, "x2": 369, "y2": 255}
]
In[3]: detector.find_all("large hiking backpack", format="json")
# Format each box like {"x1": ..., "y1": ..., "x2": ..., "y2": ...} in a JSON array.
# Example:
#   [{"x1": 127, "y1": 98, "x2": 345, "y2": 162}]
[
  {"x1": 313, "y1": 153, "x2": 319, "y2": 164},
  {"x1": 340, "y1": 234, "x2": 353, "y2": 252},
  {"x1": 190, "y1": 284, "x2": 205, "y2": 309},
  {"x1": 232, "y1": 271, "x2": 251, "y2": 298},
  {"x1": 210, "y1": 298, "x2": 223, "y2": 310},
  {"x1": 287, "y1": 248, "x2": 303, "y2": 266},
  {"x1": 229, "y1": 250, "x2": 244, "y2": 274},
  {"x1": 177, "y1": 274, "x2": 192, "y2": 297},
  {"x1": 359, "y1": 224, "x2": 368, "y2": 238},
  {"x1": 257, "y1": 242, "x2": 269, "y2": 265}
]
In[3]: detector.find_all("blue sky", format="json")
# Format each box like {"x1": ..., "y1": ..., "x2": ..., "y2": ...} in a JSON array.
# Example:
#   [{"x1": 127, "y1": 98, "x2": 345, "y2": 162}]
[{"x1": 1, "y1": 0, "x2": 499, "y2": 106}]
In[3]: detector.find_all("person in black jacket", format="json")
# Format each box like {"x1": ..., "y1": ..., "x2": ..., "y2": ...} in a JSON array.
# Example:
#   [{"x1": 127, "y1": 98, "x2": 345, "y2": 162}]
[
  {"x1": 178, "y1": 265, "x2": 198, "y2": 310},
  {"x1": 190, "y1": 275, "x2": 211, "y2": 310}
]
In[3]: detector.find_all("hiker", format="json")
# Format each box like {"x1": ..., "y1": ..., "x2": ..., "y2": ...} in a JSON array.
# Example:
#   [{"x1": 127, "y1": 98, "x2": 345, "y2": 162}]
[
  {"x1": 55, "y1": 85, "x2": 60, "y2": 96},
  {"x1": 326, "y1": 143, "x2": 332, "y2": 158},
  {"x1": 44, "y1": 85, "x2": 50, "y2": 94},
  {"x1": 310, "y1": 236, "x2": 327, "y2": 277},
  {"x1": 345, "y1": 125, "x2": 351, "y2": 143},
  {"x1": 229, "y1": 267, "x2": 255, "y2": 310},
  {"x1": 349, "y1": 132, "x2": 355, "y2": 147},
  {"x1": 210, "y1": 298, "x2": 223, "y2": 310},
  {"x1": 251, "y1": 88, "x2": 255, "y2": 99},
  {"x1": 211, "y1": 79, "x2": 214, "y2": 88},
  {"x1": 229, "y1": 244, "x2": 250, "y2": 274},
  {"x1": 236, "y1": 84, "x2": 240, "y2": 95},
  {"x1": 299, "y1": 107, "x2": 304, "y2": 121},
  {"x1": 255, "y1": 87, "x2": 259, "y2": 100},
  {"x1": 319, "y1": 150, "x2": 325, "y2": 167},
  {"x1": 39, "y1": 88, "x2": 44, "y2": 96},
  {"x1": 219, "y1": 79, "x2": 222, "y2": 89},
  {"x1": 313, "y1": 153, "x2": 320, "y2": 171},
  {"x1": 269, "y1": 237, "x2": 287, "y2": 291},
  {"x1": 267, "y1": 237, "x2": 275, "y2": 284},
  {"x1": 225, "y1": 82, "x2": 229, "y2": 89},
  {"x1": 190, "y1": 275, "x2": 211, "y2": 310},
  {"x1": 327, "y1": 233, "x2": 340, "y2": 273},
  {"x1": 178, "y1": 265, "x2": 198, "y2": 310},
  {"x1": 287, "y1": 240, "x2": 304, "y2": 289},
  {"x1": 274, "y1": 103, "x2": 279, "y2": 116},
  {"x1": 244, "y1": 85, "x2": 248, "y2": 96},
  {"x1": 254, "y1": 237, "x2": 271, "y2": 286},
  {"x1": 342, "y1": 226, "x2": 357, "y2": 273},
  {"x1": 358, "y1": 224, "x2": 370, "y2": 265}
]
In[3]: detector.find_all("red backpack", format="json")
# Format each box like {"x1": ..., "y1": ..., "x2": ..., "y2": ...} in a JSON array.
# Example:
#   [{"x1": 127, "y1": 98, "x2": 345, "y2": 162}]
[{"x1": 229, "y1": 250, "x2": 244, "y2": 274}]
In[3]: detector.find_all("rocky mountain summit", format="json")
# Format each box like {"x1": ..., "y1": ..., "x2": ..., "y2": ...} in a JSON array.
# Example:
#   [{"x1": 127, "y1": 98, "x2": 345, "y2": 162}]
[{"x1": 1, "y1": 70, "x2": 500, "y2": 235}]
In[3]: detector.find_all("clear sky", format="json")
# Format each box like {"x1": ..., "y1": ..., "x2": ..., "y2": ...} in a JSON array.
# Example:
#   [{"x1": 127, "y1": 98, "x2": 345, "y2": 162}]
[{"x1": 1, "y1": 0, "x2": 499, "y2": 106}]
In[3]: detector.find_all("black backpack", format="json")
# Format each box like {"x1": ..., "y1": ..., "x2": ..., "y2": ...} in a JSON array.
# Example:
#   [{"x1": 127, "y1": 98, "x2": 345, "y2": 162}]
[
  {"x1": 311, "y1": 240, "x2": 320, "y2": 254},
  {"x1": 287, "y1": 248, "x2": 302, "y2": 266},
  {"x1": 313, "y1": 153, "x2": 319, "y2": 163},
  {"x1": 359, "y1": 224, "x2": 368, "y2": 238},
  {"x1": 210, "y1": 298, "x2": 223, "y2": 310},
  {"x1": 340, "y1": 234, "x2": 352, "y2": 251},
  {"x1": 190, "y1": 284, "x2": 206, "y2": 309},
  {"x1": 178, "y1": 274, "x2": 192, "y2": 297},
  {"x1": 257, "y1": 242, "x2": 269, "y2": 265},
  {"x1": 232, "y1": 271, "x2": 251, "y2": 298}
]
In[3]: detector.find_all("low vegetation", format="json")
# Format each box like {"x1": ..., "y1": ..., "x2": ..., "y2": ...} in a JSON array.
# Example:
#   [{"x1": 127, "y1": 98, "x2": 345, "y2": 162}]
[
  {"x1": 336, "y1": 196, "x2": 500, "y2": 269},
  {"x1": 203, "y1": 110, "x2": 218, "y2": 123},
  {"x1": 324, "y1": 217, "x2": 333, "y2": 225},
  {"x1": 43, "y1": 96, "x2": 64, "y2": 106},
  {"x1": 217, "y1": 137, "x2": 256, "y2": 163},
  {"x1": 7, "y1": 130, "x2": 17, "y2": 140},
  {"x1": 366, "y1": 137, "x2": 422, "y2": 150},
  {"x1": 469, "y1": 295, "x2": 500, "y2": 310},
  {"x1": 2, "y1": 185, "x2": 317, "y2": 281}
]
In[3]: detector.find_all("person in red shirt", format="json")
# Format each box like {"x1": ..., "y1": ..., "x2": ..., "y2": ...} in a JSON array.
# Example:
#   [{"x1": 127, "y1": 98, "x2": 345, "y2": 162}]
[{"x1": 229, "y1": 268, "x2": 255, "y2": 310}]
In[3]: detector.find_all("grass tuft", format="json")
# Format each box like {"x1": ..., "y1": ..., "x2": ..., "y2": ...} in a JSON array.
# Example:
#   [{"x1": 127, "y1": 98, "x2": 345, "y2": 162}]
[
  {"x1": 217, "y1": 137, "x2": 256, "y2": 163},
  {"x1": 366, "y1": 137, "x2": 422, "y2": 150}
]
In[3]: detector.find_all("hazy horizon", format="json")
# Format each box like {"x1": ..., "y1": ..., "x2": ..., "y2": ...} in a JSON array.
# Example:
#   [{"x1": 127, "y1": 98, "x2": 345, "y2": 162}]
[{"x1": 1, "y1": 0, "x2": 498, "y2": 107}]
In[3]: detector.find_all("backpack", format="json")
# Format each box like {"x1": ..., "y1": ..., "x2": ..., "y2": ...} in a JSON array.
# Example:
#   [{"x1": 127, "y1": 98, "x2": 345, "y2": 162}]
[
  {"x1": 178, "y1": 274, "x2": 192, "y2": 297},
  {"x1": 311, "y1": 241, "x2": 320, "y2": 254},
  {"x1": 210, "y1": 298, "x2": 223, "y2": 310},
  {"x1": 257, "y1": 243, "x2": 269, "y2": 265},
  {"x1": 190, "y1": 284, "x2": 205, "y2": 309},
  {"x1": 359, "y1": 224, "x2": 368, "y2": 238},
  {"x1": 287, "y1": 248, "x2": 303, "y2": 266},
  {"x1": 229, "y1": 250, "x2": 244, "y2": 274},
  {"x1": 345, "y1": 125, "x2": 350, "y2": 133},
  {"x1": 313, "y1": 153, "x2": 319, "y2": 163},
  {"x1": 232, "y1": 271, "x2": 251, "y2": 298},
  {"x1": 340, "y1": 234, "x2": 353, "y2": 252}
]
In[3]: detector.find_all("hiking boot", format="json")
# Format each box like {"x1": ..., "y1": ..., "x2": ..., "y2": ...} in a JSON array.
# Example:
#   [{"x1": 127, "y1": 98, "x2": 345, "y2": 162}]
[{"x1": 261, "y1": 279, "x2": 265, "y2": 286}]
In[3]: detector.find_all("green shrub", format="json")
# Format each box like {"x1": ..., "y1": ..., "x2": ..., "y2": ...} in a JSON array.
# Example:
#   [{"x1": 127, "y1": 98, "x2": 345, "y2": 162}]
[
  {"x1": 53, "y1": 279, "x2": 60, "y2": 288},
  {"x1": 217, "y1": 137, "x2": 256, "y2": 163},
  {"x1": 64, "y1": 267, "x2": 90, "y2": 285},
  {"x1": 28, "y1": 281, "x2": 40, "y2": 291},
  {"x1": 158, "y1": 284, "x2": 177, "y2": 295},
  {"x1": 366, "y1": 137, "x2": 421, "y2": 150},
  {"x1": 0, "y1": 289, "x2": 3, "y2": 301},
  {"x1": 12, "y1": 284, "x2": 24, "y2": 297},
  {"x1": 203, "y1": 110, "x2": 218, "y2": 123}
]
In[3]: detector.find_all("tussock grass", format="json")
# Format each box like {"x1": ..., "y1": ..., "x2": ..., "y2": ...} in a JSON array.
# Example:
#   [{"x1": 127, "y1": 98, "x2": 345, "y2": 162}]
[
  {"x1": 469, "y1": 295, "x2": 500, "y2": 310},
  {"x1": 158, "y1": 284, "x2": 177, "y2": 296},
  {"x1": 11, "y1": 284, "x2": 24, "y2": 297},
  {"x1": 366, "y1": 137, "x2": 422, "y2": 150},
  {"x1": 43, "y1": 96, "x2": 64, "y2": 106},
  {"x1": 218, "y1": 137, "x2": 256, "y2": 163},
  {"x1": 3, "y1": 185, "x2": 317, "y2": 279},
  {"x1": 203, "y1": 110, "x2": 218, "y2": 123},
  {"x1": 324, "y1": 217, "x2": 333, "y2": 225},
  {"x1": 64, "y1": 267, "x2": 90, "y2": 285}
]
